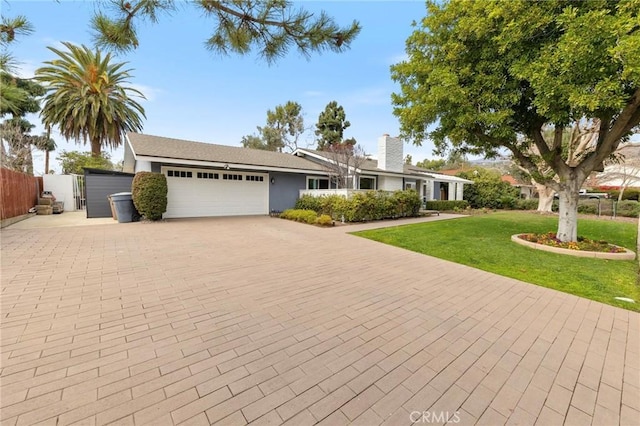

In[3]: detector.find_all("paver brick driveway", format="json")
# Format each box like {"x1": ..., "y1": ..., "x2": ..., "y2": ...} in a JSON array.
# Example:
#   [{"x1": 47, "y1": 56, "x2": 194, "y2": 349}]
[{"x1": 1, "y1": 216, "x2": 639, "y2": 425}]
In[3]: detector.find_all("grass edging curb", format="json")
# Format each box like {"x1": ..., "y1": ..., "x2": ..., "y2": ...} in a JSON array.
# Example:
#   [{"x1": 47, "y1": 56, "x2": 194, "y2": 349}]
[{"x1": 511, "y1": 234, "x2": 636, "y2": 260}]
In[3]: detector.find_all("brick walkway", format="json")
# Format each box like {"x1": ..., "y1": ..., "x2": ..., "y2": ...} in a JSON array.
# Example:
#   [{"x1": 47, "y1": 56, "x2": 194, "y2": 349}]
[{"x1": 1, "y1": 216, "x2": 638, "y2": 425}]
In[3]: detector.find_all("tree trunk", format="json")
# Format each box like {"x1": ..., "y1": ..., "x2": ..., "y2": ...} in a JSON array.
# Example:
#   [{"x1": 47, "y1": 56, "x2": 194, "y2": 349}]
[
  {"x1": 618, "y1": 185, "x2": 625, "y2": 202},
  {"x1": 556, "y1": 186, "x2": 580, "y2": 242},
  {"x1": 535, "y1": 183, "x2": 554, "y2": 212},
  {"x1": 45, "y1": 150, "x2": 50, "y2": 174},
  {"x1": 25, "y1": 147, "x2": 34, "y2": 175},
  {"x1": 91, "y1": 138, "x2": 101, "y2": 157}
]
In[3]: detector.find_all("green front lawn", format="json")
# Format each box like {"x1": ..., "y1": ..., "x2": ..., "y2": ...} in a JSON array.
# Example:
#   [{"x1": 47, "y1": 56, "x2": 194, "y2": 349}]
[{"x1": 353, "y1": 212, "x2": 639, "y2": 311}]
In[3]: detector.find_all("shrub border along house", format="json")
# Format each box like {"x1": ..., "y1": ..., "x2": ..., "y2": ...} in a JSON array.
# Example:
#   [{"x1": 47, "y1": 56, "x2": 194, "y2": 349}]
[
  {"x1": 295, "y1": 190, "x2": 421, "y2": 223},
  {"x1": 424, "y1": 200, "x2": 469, "y2": 211},
  {"x1": 132, "y1": 172, "x2": 168, "y2": 221}
]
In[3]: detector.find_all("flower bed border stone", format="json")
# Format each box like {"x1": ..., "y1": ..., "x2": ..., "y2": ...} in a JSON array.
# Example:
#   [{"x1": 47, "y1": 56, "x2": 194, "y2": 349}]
[{"x1": 511, "y1": 234, "x2": 636, "y2": 260}]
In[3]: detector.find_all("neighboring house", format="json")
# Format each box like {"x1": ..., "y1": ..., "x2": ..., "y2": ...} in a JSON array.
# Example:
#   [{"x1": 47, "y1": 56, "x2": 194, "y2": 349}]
[
  {"x1": 500, "y1": 175, "x2": 535, "y2": 199},
  {"x1": 597, "y1": 164, "x2": 640, "y2": 188},
  {"x1": 596, "y1": 143, "x2": 640, "y2": 189},
  {"x1": 123, "y1": 133, "x2": 472, "y2": 219}
]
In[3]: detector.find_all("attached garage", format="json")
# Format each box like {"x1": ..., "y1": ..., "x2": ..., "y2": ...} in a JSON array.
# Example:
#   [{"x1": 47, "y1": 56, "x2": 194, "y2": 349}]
[{"x1": 162, "y1": 167, "x2": 269, "y2": 218}]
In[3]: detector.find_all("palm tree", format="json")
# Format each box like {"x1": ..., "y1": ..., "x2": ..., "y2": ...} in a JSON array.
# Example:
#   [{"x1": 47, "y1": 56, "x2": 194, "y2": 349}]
[
  {"x1": 37, "y1": 127, "x2": 56, "y2": 174},
  {"x1": 35, "y1": 42, "x2": 145, "y2": 157}
]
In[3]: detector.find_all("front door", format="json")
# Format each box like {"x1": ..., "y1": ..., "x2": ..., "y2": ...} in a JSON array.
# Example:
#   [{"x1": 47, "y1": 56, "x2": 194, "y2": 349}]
[{"x1": 439, "y1": 182, "x2": 449, "y2": 200}]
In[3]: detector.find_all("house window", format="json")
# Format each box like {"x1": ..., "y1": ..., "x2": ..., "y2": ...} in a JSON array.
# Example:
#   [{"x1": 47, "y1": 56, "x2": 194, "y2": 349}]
[
  {"x1": 359, "y1": 176, "x2": 376, "y2": 190},
  {"x1": 167, "y1": 170, "x2": 192, "y2": 178},
  {"x1": 223, "y1": 173, "x2": 242, "y2": 181},
  {"x1": 196, "y1": 172, "x2": 218, "y2": 179},
  {"x1": 246, "y1": 175, "x2": 264, "y2": 182},
  {"x1": 405, "y1": 181, "x2": 416, "y2": 190},
  {"x1": 307, "y1": 177, "x2": 329, "y2": 189}
]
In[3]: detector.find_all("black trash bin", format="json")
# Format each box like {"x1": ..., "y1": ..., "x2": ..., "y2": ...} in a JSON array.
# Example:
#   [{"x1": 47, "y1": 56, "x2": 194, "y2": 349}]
[{"x1": 110, "y1": 192, "x2": 139, "y2": 223}]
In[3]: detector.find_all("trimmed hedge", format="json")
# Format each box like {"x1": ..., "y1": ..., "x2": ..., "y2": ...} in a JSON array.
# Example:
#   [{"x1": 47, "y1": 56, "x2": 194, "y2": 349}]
[
  {"x1": 424, "y1": 200, "x2": 469, "y2": 211},
  {"x1": 280, "y1": 209, "x2": 318, "y2": 224},
  {"x1": 132, "y1": 172, "x2": 167, "y2": 221},
  {"x1": 295, "y1": 190, "x2": 421, "y2": 222},
  {"x1": 601, "y1": 188, "x2": 640, "y2": 201},
  {"x1": 280, "y1": 209, "x2": 336, "y2": 226}
]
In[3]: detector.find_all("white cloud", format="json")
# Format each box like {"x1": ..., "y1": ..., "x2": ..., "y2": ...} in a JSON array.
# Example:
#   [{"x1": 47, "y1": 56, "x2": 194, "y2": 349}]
[
  {"x1": 14, "y1": 60, "x2": 38, "y2": 79},
  {"x1": 388, "y1": 53, "x2": 408, "y2": 65},
  {"x1": 128, "y1": 83, "x2": 163, "y2": 102},
  {"x1": 302, "y1": 90, "x2": 324, "y2": 97},
  {"x1": 343, "y1": 86, "x2": 391, "y2": 107},
  {"x1": 41, "y1": 37, "x2": 82, "y2": 50}
]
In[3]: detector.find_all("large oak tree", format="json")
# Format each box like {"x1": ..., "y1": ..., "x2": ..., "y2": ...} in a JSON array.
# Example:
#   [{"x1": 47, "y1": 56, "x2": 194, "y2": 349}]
[{"x1": 391, "y1": 0, "x2": 640, "y2": 242}]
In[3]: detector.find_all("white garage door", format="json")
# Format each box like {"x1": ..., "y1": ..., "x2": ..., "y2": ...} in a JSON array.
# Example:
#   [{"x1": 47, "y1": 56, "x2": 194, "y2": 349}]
[{"x1": 162, "y1": 167, "x2": 269, "y2": 218}]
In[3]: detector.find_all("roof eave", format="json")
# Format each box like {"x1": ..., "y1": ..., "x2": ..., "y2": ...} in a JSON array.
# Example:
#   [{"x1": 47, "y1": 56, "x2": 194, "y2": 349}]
[{"x1": 134, "y1": 155, "x2": 328, "y2": 175}]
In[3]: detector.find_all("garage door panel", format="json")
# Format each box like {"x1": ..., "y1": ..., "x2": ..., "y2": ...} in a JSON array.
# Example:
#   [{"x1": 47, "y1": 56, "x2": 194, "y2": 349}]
[{"x1": 163, "y1": 168, "x2": 268, "y2": 218}]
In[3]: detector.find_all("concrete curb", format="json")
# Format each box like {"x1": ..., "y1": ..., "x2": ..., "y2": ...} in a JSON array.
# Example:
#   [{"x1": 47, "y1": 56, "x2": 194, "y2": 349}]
[{"x1": 0, "y1": 213, "x2": 35, "y2": 229}]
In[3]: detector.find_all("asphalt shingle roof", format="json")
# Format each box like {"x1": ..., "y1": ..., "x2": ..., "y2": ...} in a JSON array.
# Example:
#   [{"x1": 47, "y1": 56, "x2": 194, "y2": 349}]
[
  {"x1": 127, "y1": 133, "x2": 326, "y2": 171},
  {"x1": 295, "y1": 148, "x2": 472, "y2": 181}
]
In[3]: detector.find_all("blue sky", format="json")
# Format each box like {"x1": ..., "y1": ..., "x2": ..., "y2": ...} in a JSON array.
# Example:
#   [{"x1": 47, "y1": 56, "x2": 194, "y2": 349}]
[{"x1": 7, "y1": 0, "x2": 439, "y2": 175}]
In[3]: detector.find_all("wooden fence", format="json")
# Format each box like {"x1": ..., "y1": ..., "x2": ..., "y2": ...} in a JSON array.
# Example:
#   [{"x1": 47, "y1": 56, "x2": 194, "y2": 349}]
[{"x1": 1, "y1": 168, "x2": 43, "y2": 220}]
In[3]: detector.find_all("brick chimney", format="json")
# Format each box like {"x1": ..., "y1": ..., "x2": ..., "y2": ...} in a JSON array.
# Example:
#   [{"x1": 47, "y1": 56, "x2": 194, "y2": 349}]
[{"x1": 377, "y1": 134, "x2": 403, "y2": 172}]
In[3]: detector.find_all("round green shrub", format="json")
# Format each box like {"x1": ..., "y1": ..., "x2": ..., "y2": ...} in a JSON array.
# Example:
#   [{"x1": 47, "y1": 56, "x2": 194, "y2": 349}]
[
  {"x1": 132, "y1": 172, "x2": 167, "y2": 221},
  {"x1": 316, "y1": 214, "x2": 333, "y2": 226},
  {"x1": 280, "y1": 209, "x2": 318, "y2": 224}
]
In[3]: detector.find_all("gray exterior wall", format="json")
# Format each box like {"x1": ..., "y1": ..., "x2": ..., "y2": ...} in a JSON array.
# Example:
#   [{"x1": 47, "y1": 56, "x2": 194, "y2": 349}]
[
  {"x1": 85, "y1": 173, "x2": 135, "y2": 218},
  {"x1": 151, "y1": 162, "x2": 161, "y2": 173},
  {"x1": 269, "y1": 172, "x2": 306, "y2": 212}
]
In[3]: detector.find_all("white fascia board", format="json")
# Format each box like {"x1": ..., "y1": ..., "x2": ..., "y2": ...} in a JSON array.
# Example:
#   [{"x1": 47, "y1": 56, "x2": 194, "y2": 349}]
[
  {"x1": 296, "y1": 149, "x2": 362, "y2": 175},
  {"x1": 423, "y1": 172, "x2": 474, "y2": 184},
  {"x1": 123, "y1": 135, "x2": 136, "y2": 172},
  {"x1": 134, "y1": 155, "x2": 327, "y2": 175},
  {"x1": 294, "y1": 149, "x2": 325, "y2": 161}
]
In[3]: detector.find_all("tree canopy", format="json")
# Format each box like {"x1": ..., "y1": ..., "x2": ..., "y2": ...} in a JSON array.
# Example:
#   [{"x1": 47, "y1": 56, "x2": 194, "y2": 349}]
[
  {"x1": 1, "y1": 15, "x2": 43, "y2": 119},
  {"x1": 58, "y1": 150, "x2": 116, "y2": 175},
  {"x1": 241, "y1": 101, "x2": 307, "y2": 152},
  {"x1": 392, "y1": 0, "x2": 640, "y2": 241},
  {"x1": 315, "y1": 101, "x2": 354, "y2": 150},
  {"x1": 91, "y1": 0, "x2": 361, "y2": 62},
  {"x1": 0, "y1": 15, "x2": 49, "y2": 175},
  {"x1": 35, "y1": 42, "x2": 146, "y2": 157},
  {"x1": 416, "y1": 158, "x2": 446, "y2": 171}
]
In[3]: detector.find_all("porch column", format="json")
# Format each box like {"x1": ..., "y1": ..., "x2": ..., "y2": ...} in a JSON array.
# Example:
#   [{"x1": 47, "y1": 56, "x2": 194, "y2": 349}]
[
  {"x1": 422, "y1": 181, "x2": 431, "y2": 201},
  {"x1": 448, "y1": 182, "x2": 455, "y2": 200},
  {"x1": 456, "y1": 183, "x2": 464, "y2": 200}
]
